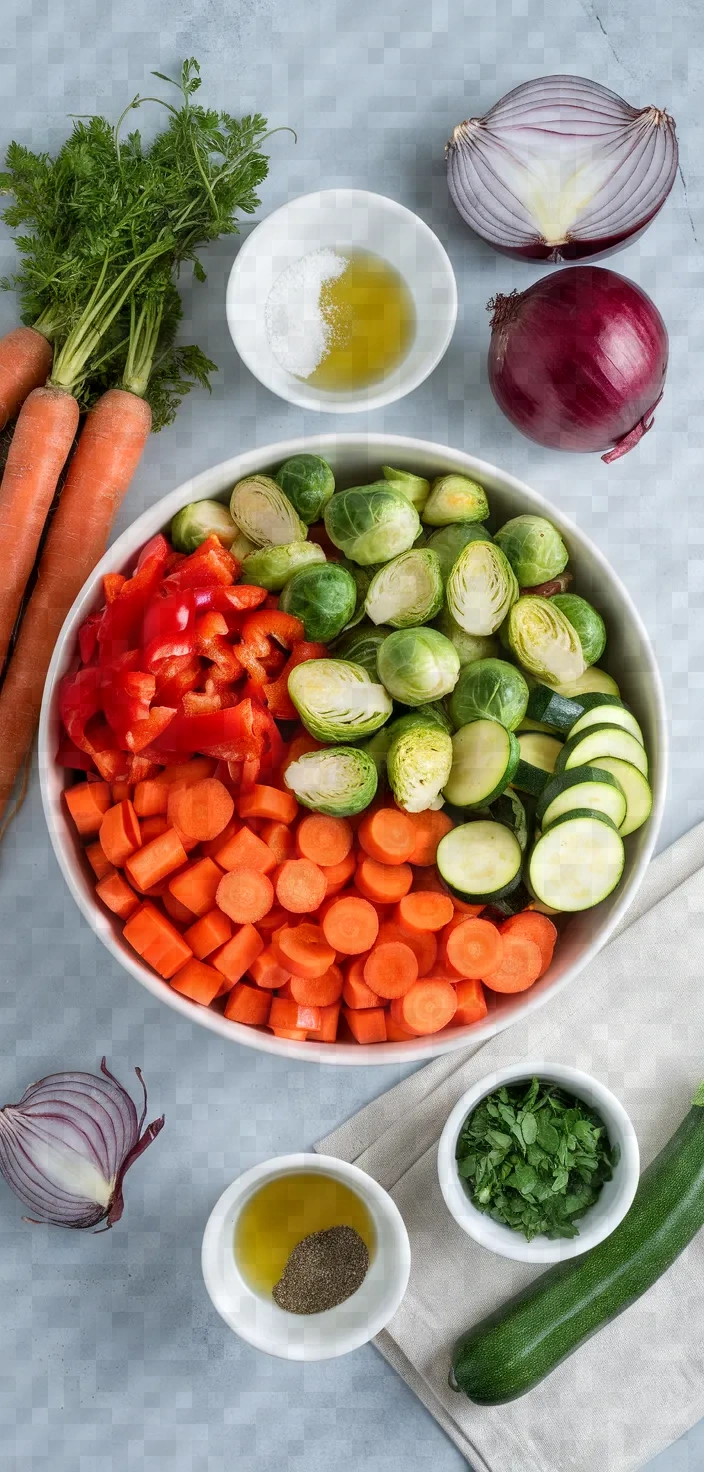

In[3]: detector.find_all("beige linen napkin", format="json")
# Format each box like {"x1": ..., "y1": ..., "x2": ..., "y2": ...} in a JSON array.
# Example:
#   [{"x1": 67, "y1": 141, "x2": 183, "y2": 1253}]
[{"x1": 317, "y1": 819, "x2": 704, "y2": 1472}]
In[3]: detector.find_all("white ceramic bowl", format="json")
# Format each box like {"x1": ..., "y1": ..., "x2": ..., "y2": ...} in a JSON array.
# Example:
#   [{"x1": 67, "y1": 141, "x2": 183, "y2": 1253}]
[
  {"x1": 226, "y1": 189, "x2": 457, "y2": 413},
  {"x1": 437, "y1": 1061, "x2": 640, "y2": 1263},
  {"x1": 201, "y1": 1152, "x2": 410, "y2": 1359},
  {"x1": 39, "y1": 432, "x2": 666, "y2": 1065}
]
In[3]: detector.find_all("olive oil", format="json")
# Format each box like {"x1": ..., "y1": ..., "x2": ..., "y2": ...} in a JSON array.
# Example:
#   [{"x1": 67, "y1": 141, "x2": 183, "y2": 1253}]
[
  {"x1": 309, "y1": 250, "x2": 415, "y2": 390},
  {"x1": 234, "y1": 1171, "x2": 375, "y2": 1297}
]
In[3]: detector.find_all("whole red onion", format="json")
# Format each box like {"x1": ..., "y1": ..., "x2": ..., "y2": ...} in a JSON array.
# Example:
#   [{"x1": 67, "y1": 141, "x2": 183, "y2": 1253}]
[{"x1": 487, "y1": 267, "x2": 668, "y2": 461}]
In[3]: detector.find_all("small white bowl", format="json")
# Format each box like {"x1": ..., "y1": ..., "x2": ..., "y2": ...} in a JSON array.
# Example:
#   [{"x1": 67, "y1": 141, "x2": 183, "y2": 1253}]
[
  {"x1": 226, "y1": 188, "x2": 457, "y2": 413},
  {"x1": 438, "y1": 1062, "x2": 640, "y2": 1264},
  {"x1": 201, "y1": 1152, "x2": 410, "y2": 1360}
]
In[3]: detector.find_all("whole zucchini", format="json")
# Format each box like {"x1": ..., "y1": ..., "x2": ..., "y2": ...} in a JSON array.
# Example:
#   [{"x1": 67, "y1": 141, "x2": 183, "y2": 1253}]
[{"x1": 451, "y1": 1081, "x2": 704, "y2": 1404}]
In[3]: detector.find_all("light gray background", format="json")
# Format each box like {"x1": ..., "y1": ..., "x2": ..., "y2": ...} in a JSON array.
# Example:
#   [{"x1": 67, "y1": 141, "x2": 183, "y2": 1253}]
[{"x1": 0, "y1": 1, "x2": 701, "y2": 1468}]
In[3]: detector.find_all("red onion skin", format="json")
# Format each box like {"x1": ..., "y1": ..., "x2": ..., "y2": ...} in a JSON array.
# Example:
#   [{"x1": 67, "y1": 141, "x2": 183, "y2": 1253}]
[{"x1": 487, "y1": 267, "x2": 668, "y2": 458}]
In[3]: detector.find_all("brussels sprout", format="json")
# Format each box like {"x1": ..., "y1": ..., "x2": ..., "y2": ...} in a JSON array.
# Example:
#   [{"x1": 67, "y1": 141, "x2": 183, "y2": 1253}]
[
  {"x1": 324, "y1": 483, "x2": 420, "y2": 566},
  {"x1": 381, "y1": 465, "x2": 430, "y2": 513},
  {"x1": 508, "y1": 595, "x2": 586, "y2": 686},
  {"x1": 425, "y1": 522, "x2": 493, "y2": 581},
  {"x1": 230, "y1": 475, "x2": 307, "y2": 547},
  {"x1": 288, "y1": 658, "x2": 392, "y2": 743},
  {"x1": 447, "y1": 658, "x2": 529, "y2": 732},
  {"x1": 171, "y1": 499, "x2": 239, "y2": 554},
  {"x1": 433, "y1": 605, "x2": 499, "y2": 669},
  {"x1": 377, "y1": 627, "x2": 460, "y2": 705},
  {"x1": 386, "y1": 713, "x2": 453, "y2": 812},
  {"x1": 364, "y1": 548, "x2": 443, "y2": 629},
  {"x1": 494, "y1": 514, "x2": 569, "y2": 587},
  {"x1": 362, "y1": 724, "x2": 395, "y2": 778},
  {"x1": 241, "y1": 540, "x2": 326, "y2": 592},
  {"x1": 447, "y1": 541, "x2": 519, "y2": 636},
  {"x1": 331, "y1": 621, "x2": 391, "y2": 678},
  {"x1": 279, "y1": 562, "x2": 357, "y2": 643},
  {"x1": 422, "y1": 474, "x2": 489, "y2": 527},
  {"x1": 552, "y1": 593, "x2": 606, "y2": 667},
  {"x1": 284, "y1": 745, "x2": 378, "y2": 816},
  {"x1": 338, "y1": 559, "x2": 376, "y2": 629},
  {"x1": 231, "y1": 529, "x2": 259, "y2": 560},
  {"x1": 275, "y1": 454, "x2": 335, "y2": 524}
]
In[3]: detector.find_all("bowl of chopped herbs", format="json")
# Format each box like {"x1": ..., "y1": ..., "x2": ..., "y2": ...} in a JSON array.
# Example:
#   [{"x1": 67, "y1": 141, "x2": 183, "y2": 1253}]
[{"x1": 438, "y1": 1063, "x2": 640, "y2": 1262}]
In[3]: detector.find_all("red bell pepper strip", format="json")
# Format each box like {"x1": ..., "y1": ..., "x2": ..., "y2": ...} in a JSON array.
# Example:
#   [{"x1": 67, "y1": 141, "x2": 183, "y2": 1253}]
[
  {"x1": 98, "y1": 534, "x2": 170, "y2": 658},
  {"x1": 103, "y1": 572, "x2": 127, "y2": 605},
  {"x1": 100, "y1": 661, "x2": 156, "y2": 748},
  {"x1": 162, "y1": 534, "x2": 239, "y2": 591},
  {"x1": 150, "y1": 697, "x2": 264, "y2": 763},
  {"x1": 55, "y1": 741, "x2": 98, "y2": 773},
  {"x1": 240, "y1": 609, "x2": 304, "y2": 650},
  {"x1": 59, "y1": 666, "x2": 103, "y2": 753},
  {"x1": 152, "y1": 653, "x2": 202, "y2": 707},
  {"x1": 190, "y1": 585, "x2": 268, "y2": 614},
  {"x1": 264, "y1": 641, "x2": 327, "y2": 721},
  {"x1": 142, "y1": 591, "x2": 196, "y2": 671},
  {"x1": 124, "y1": 706, "x2": 176, "y2": 754},
  {"x1": 77, "y1": 611, "x2": 102, "y2": 667}
]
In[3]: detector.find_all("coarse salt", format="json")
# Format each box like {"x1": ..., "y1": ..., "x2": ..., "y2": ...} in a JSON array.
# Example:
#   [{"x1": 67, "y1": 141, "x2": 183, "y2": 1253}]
[{"x1": 265, "y1": 247, "x2": 348, "y2": 379}]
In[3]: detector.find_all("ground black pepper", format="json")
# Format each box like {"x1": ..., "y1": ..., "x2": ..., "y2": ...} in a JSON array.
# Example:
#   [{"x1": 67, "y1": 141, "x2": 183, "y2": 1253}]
[{"x1": 272, "y1": 1225, "x2": 369, "y2": 1313}]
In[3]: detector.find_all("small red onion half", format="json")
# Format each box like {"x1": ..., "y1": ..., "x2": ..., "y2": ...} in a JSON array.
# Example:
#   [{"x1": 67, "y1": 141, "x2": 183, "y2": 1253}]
[
  {"x1": 487, "y1": 266, "x2": 668, "y2": 462},
  {"x1": 447, "y1": 75, "x2": 678, "y2": 262}
]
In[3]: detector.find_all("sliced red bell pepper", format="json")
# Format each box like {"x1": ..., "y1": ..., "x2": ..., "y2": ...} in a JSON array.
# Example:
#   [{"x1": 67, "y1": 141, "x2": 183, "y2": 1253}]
[
  {"x1": 98, "y1": 534, "x2": 170, "y2": 658},
  {"x1": 151, "y1": 697, "x2": 264, "y2": 763},
  {"x1": 142, "y1": 591, "x2": 196, "y2": 672},
  {"x1": 191, "y1": 584, "x2": 268, "y2": 614},
  {"x1": 194, "y1": 611, "x2": 243, "y2": 686},
  {"x1": 101, "y1": 660, "x2": 156, "y2": 747},
  {"x1": 55, "y1": 741, "x2": 98, "y2": 774},
  {"x1": 129, "y1": 754, "x2": 163, "y2": 783},
  {"x1": 162, "y1": 534, "x2": 239, "y2": 591},
  {"x1": 103, "y1": 572, "x2": 127, "y2": 605},
  {"x1": 182, "y1": 689, "x2": 223, "y2": 716},
  {"x1": 124, "y1": 706, "x2": 176, "y2": 754},
  {"x1": 264, "y1": 641, "x2": 327, "y2": 721},
  {"x1": 152, "y1": 653, "x2": 202, "y2": 707},
  {"x1": 59, "y1": 666, "x2": 103, "y2": 753},
  {"x1": 77, "y1": 612, "x2": 103, "y2": 667},
  {"x1": 240, "y1": 609, "x2": 304, "y2": 650},
  {"x1": 82, "y1": 718, "x2": 131, "y2": 782},
  {"x1": 251, "y1": 700, "x2": 284, "y2": 776}
]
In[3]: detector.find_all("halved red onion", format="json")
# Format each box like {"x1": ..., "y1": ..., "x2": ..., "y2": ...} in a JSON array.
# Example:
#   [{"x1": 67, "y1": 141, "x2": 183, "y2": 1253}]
[{"x1": 447, "y1": 75, "x2": 678, "y2": 261}]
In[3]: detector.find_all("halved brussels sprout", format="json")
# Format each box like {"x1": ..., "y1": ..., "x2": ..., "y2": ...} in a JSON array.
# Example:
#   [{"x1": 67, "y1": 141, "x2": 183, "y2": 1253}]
[
  {"x1": 433, "y1": 605, "x2": 499, "y2": 668},
  {"x1": 332, "y1": 621, "x2": 390, "y2": 678},
  {"x1": 230, "y1": 475, "x2": 307, "y2": 547},
  {"x1": 324, "y1": 483, "x2": 420, "y2": 566},
  {"x1": 447, "y1": 541, "x2": 519, "y2": 636},
  {"x1": 508, "y1": 595, "x2": 587, "y2": 686},
  {"x1": 288, "y1": 658, "x2": 392, "y2": 743},
  {"x1": 284, "y1": 745, "x2": 378, "y2": 816},
  {"x1": 447, "y1": 658, "x2": 529, "y2": 732},
  {"x1": 381, "y1": 465, "x2": 430, "y2": 513},
  {"x1": 494, "y1": 514, "x2": 569, "y2": 587},
  {"x1": 377, "y1": 627, "x2": 460, "y2": 705},
  {"x1": 425, "y1": 522, "x2": 493, "y2": 581},
  {"x1": 386, "y1": 713, "x2": 453, "y2": 812},
  {"x1": 171, "y1": 499, "x2": 239, "y2": 554},
  {"x1": 275, "y1": 454, "x2": 335, "y2": 525},
  {"x1": 422, "y1": 474, "x2": 489, "y2": 527},
  {"x1": 365, "y1": 548, "x2": 443, "y2": 629},
  {"x1": 552, "y1": 593, "x2": 606, "y2": 667},
  {"x1": 279, "y1": 562, "x2": 357, "y2": 642},
  {"x1": 241, "y1": 540, "x2": 326, "y2": 591}
]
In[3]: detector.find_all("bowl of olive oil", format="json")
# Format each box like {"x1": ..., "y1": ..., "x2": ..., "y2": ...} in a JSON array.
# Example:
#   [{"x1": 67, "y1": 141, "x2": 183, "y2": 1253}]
[
  {"x1": 226, "y1": 189, "x2": 457, "y2": 413},
  {"x1": 201, "y1": 1153, "x2": 410, "y2": 1359}
]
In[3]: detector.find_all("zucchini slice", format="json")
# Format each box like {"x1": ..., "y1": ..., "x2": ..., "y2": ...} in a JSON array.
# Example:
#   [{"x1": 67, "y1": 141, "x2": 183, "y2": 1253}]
[
  {"x1": 436, "y1": 820, "x2": 523, "y2": 902},
  {"x1": 568, "y1": 701, "x2": 644, "y2": 746},
  {"x1": 556, "y1": 723, "x2": 648, "y2": 778},
  {"x1": 443, "y1": 720, "x2": 519, "y2": 807},
  {"x1": 528, "y1": 809, "x2": 625, "y2": 911},
  {"x1": 591, "y1": 757, "x2": 653, "y2": 837},
  {"x1": 525, "y1": 683, "x2": 583, "y2": 733},
  {"x1": 536, "y1": 766, "x2": 627, "y2": 832},
  {"x1": 512, "y1": 732, "x2": 563, "y2": 798}
]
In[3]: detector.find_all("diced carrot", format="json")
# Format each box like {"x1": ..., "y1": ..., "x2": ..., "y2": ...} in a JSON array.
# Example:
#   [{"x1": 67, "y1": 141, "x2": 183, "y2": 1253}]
[
  {"x1": 200, "y1": 815, "x2": 240, "y2": 859},
  {"x1": 85, "y1": 840, "x2": 114, "y2": 881},
  {"x1": 499, "y1": 911, "x2": 557, "y2": 974},
  {"x1": 342, "y1": 972, "x2": 381, "y2": 1009},
  {"x1": 390, "y1": 978, "x2": 457, "y2": 1036},
  {"x1": 482, "y1": 934, "x2": 543, "y2": 993},
  {"x1": 64, "y1": 780, "x2": 112, "y2": 837},
  {"x1": 321, "y1": 895, "x2": 379, "y2": 955},
  {"x1": 215, "y1": 824, "x2": 276, "y2": 875},
  {"x1": 95, "y1": 870, "x2": 139, "y2": 920},
  {"x1": 356, "y1": 857, "x2": 413, "y2": 905},
  {"x1": 451, "y1": 977, "x2": 488, "y2": 1026},
  {"x1": 289, "y1": 964, "x2": 343, "y2": 1008},
  {"x1": 376, "y1": 919, "x2": 437, "y2": 978},
  {"x1": 363, "y1": 941, "x2": 418, "y2": 999},
  {"x1": 123, "y1": 901, "x2": 193, "y2": 978},
  {"x1": 358, "y1": 806, "x2": 415, "y2": 865},
  {"x1": 401, "y1": 807, "x2": 454, "y2": 866},
  {"x1": 307, "y1": 1001, "x2": 341, "y2": 1043},
  {"x1": 275, "y1": 858, "x2": 326, "y2": 914},
  {"x1": 211, "y1": 922, "x2": 264, "y2": 984},
  {"x1": 319, "y1": 851, "x2": 357, "y2": 896},
  {"x1": 111, "y1": 780, "x2": 132, "y2": 804},
  {"x1": 167, "y1": 777, "x2": 235, "y2": 842},
  {"x1": 442, "y1": 917, "x2": 502, "y2": 979},
  {"x1": 269, "y1": 996, "x2": 322, "y2": 1033},
  {"x1": 162, "y1": 887, "x2": 196, "y2": 926},
  {"x1": 184, "y1": 909, "x2": 232, "y2": 960},
  {"x1": 169, "y1": 857, "x2": 224, "y2": 918},
  {"x1": 256, "y1": 904, "x2": 288, "y2": 936},
  {"x1": 216, "y1": 867, "x2": 274, "y2": 925},
  {"x1": 396, "y1": 892, "x2": 455, "y2": 934},
  {"x1": 99, "y1": 799, "x2": 142, "y2": 868},
  {"x1": 125, "y1": 828, "x2": 187, "y2": 893},
  {"x1": 296, "y1": 814, "x2": 353, "y2": 868},
  {"x1": 270, "y1": 1027, "x2": 309, "y2": 1041},
  {"x1": 140, "y1": 814, "x2": 169, "y2": 844},
  {"x1": 153, "y1": 757, "x2": 217, "y2": 786},
  {"x1": 238, "y1": 783, "x2": 298, "y2": 824},
  {"x1": 249, "y1": 947, "x2": 291, "y2": 990},
  {"x1": 385, "y1": 1014, "x2": 417, "y2": 1042},
  {"x1": 224, "y1": 982, "x2": 272, "y2": 1025},
  {"x1": 260, "y1": 820, "x2": 295, "y2": 864},
  {"x1": 170, "y1": 957, "x2": 223, "y2": 1006},
  {"x1": 343, "y1": 1006, "x2": 387, "y2": 1044},
  {"x1": 273, "y1": 923, "x2": 335, "y2": 979},
  {"x1": 133, "y1": 779, "x2": 169, "y2": 817}
]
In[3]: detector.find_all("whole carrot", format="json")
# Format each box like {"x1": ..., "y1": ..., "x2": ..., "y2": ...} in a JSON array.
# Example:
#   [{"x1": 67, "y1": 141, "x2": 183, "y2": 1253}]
[{"x1": 0, "y1": 327, "x2": 53, "y2": 430}]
